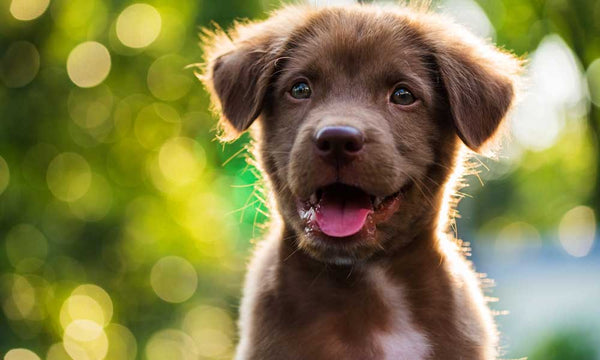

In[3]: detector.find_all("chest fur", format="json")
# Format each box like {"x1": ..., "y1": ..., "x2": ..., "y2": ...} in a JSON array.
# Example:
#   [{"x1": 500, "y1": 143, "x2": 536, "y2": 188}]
[
  {"x1": 277, "y1": 266, "x2": 432, "y2": 360},
  {"x1": 366, "y1": 266, "x2": 431, "y2": 360}
]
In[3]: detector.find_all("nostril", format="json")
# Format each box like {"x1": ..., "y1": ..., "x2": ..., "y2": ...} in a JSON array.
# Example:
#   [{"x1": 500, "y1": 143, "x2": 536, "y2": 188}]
[
  {"x1": 317, "y1": 139, "x2": 331, "y2": 152},
  {"x1": 344, "y1": 139, "x2": 363, "y2": 152}
]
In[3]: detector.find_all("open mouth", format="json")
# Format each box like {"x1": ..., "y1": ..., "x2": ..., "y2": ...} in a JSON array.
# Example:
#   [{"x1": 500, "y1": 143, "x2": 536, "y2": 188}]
[{"x1": 297, "y1": 183, "x2": 408, "y2": 239}]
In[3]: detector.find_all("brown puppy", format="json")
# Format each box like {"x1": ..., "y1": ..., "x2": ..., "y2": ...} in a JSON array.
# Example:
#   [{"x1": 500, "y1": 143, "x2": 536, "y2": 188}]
[{"x1": 200, "y1": 4, "x2": 521, "y2": 360}]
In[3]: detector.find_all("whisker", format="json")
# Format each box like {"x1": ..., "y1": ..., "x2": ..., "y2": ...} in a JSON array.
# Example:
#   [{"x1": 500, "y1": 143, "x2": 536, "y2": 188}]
[
  {"x1": 222, "y1": 146, "x2": 247, "y2": 166},
  {"x1": 230, "y1": 183, "x2": 260, "y2": 188},
  {"x1": 309, "y1": 265, "x2": 327, "y2": 288},
  {"x1": 225, "y1": 199, "x2": 261, "y2": 216},
  {"x1": 253, "y1": 202, "x2": 263, "y2": 238},
  {"x1": 283, "y1": 245, "x2": 301, "y2": 262},
  {"x1": 398, "y1": 169, "x2": 437, "y2": 209},
  {"x1": 346, "y1": 265, "x2": 355, "y2": 279},
  {"x1": 255, "y1": 206, "x2": 270, "y2": 218}
]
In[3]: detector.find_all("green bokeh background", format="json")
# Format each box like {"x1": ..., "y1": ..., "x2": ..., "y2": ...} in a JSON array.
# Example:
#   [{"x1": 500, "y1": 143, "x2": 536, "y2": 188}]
[{"x1": 1, "y1": 0, "x2": 599, "y2": 359}]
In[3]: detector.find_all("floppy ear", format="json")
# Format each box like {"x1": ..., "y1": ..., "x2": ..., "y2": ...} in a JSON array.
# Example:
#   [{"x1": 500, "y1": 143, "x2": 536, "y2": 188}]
[
  {"x1": 424, "y1": 18, "x2": 523, "y2": 151},
  {"x1": 200, "y1": 8, "x2": 308, "y2": 140}
]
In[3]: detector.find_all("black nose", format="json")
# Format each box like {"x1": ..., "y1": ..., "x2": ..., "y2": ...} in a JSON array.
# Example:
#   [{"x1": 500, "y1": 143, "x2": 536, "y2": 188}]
[{"x1": 314, "y1": 126, "x2": 364, "y2": 165}]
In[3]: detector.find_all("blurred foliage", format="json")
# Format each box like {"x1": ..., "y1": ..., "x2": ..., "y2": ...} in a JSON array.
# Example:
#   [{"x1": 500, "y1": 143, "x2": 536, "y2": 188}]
[
  {"x1": 0, "y1": 0, "x2": 598, "y2": 359},
  {"x1": 529, "y1": 330, "x2": 598, "y2": 360},
  {"x1": 463, "y1": 0, "x2": 600, "y2": 236}
]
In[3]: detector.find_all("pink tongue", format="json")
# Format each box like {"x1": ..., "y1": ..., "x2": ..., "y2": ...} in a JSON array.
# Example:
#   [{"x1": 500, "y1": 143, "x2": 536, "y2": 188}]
[{"x1": 315, "y1": 188, "x2": 373, "y2": 238}]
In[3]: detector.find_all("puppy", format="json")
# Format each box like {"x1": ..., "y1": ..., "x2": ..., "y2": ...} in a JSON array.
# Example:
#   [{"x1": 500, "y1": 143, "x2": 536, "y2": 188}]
[{"x1": 200, "y1": 4, "x2": 521, "y2": 360}]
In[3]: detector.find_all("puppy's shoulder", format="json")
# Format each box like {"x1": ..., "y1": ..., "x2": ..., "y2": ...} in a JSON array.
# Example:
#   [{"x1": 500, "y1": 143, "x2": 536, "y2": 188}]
[
  {"x1": 241, "y1": 230, "x2": 281, "y2": 305},
  {"x1": 236, "y1": 231, "x2": 283, "y2": 360},
  {"x1": 438, "y1": 236, "x2": 499, "y2": 358}
]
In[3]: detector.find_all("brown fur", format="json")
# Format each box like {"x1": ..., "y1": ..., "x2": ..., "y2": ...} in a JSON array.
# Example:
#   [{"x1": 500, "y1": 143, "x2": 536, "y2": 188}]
[{"x1": 199, "y1": 4, "x2": 522, "y2": 360}]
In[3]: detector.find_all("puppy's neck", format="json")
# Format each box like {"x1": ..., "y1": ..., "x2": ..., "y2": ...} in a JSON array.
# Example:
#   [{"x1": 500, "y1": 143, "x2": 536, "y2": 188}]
[{"x1": 278, "y1": 221, "x2": 443, "y2": 274}]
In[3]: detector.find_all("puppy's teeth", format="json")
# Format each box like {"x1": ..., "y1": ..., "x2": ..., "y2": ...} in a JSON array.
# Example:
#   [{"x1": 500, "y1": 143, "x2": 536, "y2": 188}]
[{"x1": 310, "y1": 193, "x2": 318, "y2": 205}]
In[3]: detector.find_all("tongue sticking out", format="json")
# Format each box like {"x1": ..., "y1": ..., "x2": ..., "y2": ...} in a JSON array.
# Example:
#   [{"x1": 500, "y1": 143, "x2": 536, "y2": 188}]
[{"x1": 315, "y1": 186, "x2": 373, "y2": 238}]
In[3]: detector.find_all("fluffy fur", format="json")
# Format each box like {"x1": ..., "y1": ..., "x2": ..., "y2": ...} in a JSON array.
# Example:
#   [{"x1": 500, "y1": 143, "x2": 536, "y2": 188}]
[{"x1": 199, "y1": 4, "x2": 522, "y2": 359}]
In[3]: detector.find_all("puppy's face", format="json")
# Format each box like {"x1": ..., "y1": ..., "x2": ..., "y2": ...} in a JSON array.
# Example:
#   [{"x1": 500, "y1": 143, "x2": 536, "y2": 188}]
[
  {"x1": 262, "y1": 19, "x2": 446, "y2": 263},
  {"x1": 203, "y1": 6, "x2": 521, "y2": 264}
]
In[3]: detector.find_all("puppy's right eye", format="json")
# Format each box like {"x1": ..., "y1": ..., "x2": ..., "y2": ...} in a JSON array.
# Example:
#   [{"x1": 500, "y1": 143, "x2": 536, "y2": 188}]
[
  {"x1": 390, "y1": 87, "x2": 416, "y2": 106},
  {"x1": 290, "y1": 82, "x2": 311, "y2": 99}
]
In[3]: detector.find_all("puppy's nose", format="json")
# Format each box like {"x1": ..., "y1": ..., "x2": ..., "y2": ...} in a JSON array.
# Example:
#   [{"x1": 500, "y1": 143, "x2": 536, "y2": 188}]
[{"x1": 314, "y1": 126, "x2": 364, "y2": 165}]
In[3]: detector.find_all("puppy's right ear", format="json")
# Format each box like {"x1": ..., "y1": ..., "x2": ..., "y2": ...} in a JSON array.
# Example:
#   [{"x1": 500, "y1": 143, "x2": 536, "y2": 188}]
[
  {"x1": 200, "y1": 9, "x2": 307, "y2": 140},
  {"x1": 416, "y1": 13, "x2": 523, "y2": 152}
]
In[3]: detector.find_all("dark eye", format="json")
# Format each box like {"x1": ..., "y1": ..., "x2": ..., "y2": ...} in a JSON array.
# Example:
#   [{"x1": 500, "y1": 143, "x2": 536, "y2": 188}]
[
  {"x1": 390, "y1": 87, "x2": 416, "y2": 105},
  {"x1": 290, "y1": 82, "x2": 311, "y2": 99}
]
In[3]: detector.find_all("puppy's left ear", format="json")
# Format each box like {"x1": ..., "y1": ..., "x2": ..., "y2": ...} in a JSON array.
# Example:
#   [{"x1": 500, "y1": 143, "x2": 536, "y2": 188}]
[
  {"x1": 199, "y1": 8, "x2": 309, "y2": 141},
  {"x1": 426, "y1": 19, "x2": 523, "y2": 151}
]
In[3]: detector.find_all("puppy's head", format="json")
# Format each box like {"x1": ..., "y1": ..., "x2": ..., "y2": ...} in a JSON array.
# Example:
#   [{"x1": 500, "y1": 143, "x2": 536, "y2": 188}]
[{"x1": 201, "y1": 5, "x2": 521, "y2": 264}]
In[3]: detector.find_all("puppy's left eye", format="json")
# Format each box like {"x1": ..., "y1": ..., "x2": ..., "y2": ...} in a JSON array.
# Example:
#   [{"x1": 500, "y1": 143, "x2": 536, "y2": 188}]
[
  {"x1": 290, "y1": 82, "x2": 312, "y2": 99},
  {"x1": 390, "y1": 87, "x2": 416, "y2": 105}
]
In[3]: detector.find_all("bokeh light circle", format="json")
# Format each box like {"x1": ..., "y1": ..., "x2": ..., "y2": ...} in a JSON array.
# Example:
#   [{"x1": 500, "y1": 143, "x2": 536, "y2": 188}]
[
  {"x1": 147, "y1": 55, "x2": 193, "y2": 101},
  {"x1": 9, "y1": 0, "x2": 50, "y2": 21},
  {"x1": 46, "y1": 343, "x2": 71, "y2": 360},
  {"x1": 145, "y1": 329, "x2": 198, "y2": 360},
  {"x1": 71, "y1": 284, "x2": 113, "y2": 325},
  {"x1": 182, "y1": 305, "x2": 234, "y2": 357},
  {"x1": 150, "y1": 256, "x2": 197, "y2": 303},
  {"x1": 440, "y1": 0, "x2": 495, "y2": 39},
  {"x1": 0, "y1": 41, "x2": 40, "y2": 88},
  {"x1": 68, "y1": 85, "x2": 114, "y2": 130},
  {"x1": 67, "y1": 42, "x2": 111, "y2": 88},
  {"x1": 5, "y1": 224, "x2": 48, "y2": 272},
  {"x1": 0, "y1": 156, "x2": 9, "y2": 195},
  {"x1": 4, "y1": 348, "x2": 41, "y2": 360},
  {"x1": 559, "y1": 206, "x2": 596, "y2": 257},
  {"x1": 170, "y1": 191, "x2": 237, "y2": 246},
  {"x1": 158, "y1": 137, "x2": 206, "y2": 186},
  {"x1": 512, "y1": 35, "x2": 586, "y2": 151},
  {"x1": 105, "y1": 324, "x2": 138, "y2": 360},
  {"x1": 69, "y1": 173, "x2": 113, "y2": 221},
  {"x1": 2, "y1": 274, "x2": 36, "y2": 320},
  {"x1": 147, "y1": 8, "x2": 185, "y2": 54},
  {"x1": 47, "y1": 153, "x2": 92, "y2": 202},
  {"x1": 60, "y1": 295, "x2": 104, "y2": 327},
  {"x1": 587, "y1": 58, "x2": 600, "y2": 107},
  {"x1": 116, "y1": 4, "x2": 162, "y2": 48},
  {"x1": 63, "y1": 324, "x2": 109, "y2": 360},
  {"x1": 59, "y1": 289, "x2": 112, "y2": 330},
  {"x1": 134, "y1": 102, "x2": 181, "y2": 149},
  {"x1": 65, "y1": 319, "x2": 104, "y2": 342},
  {"x1": 60, "y1": 286, "x2": 111, "y2": 360},
  {"x1": 51, "y1": 0, "x2": 106, "y2": 34}
]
